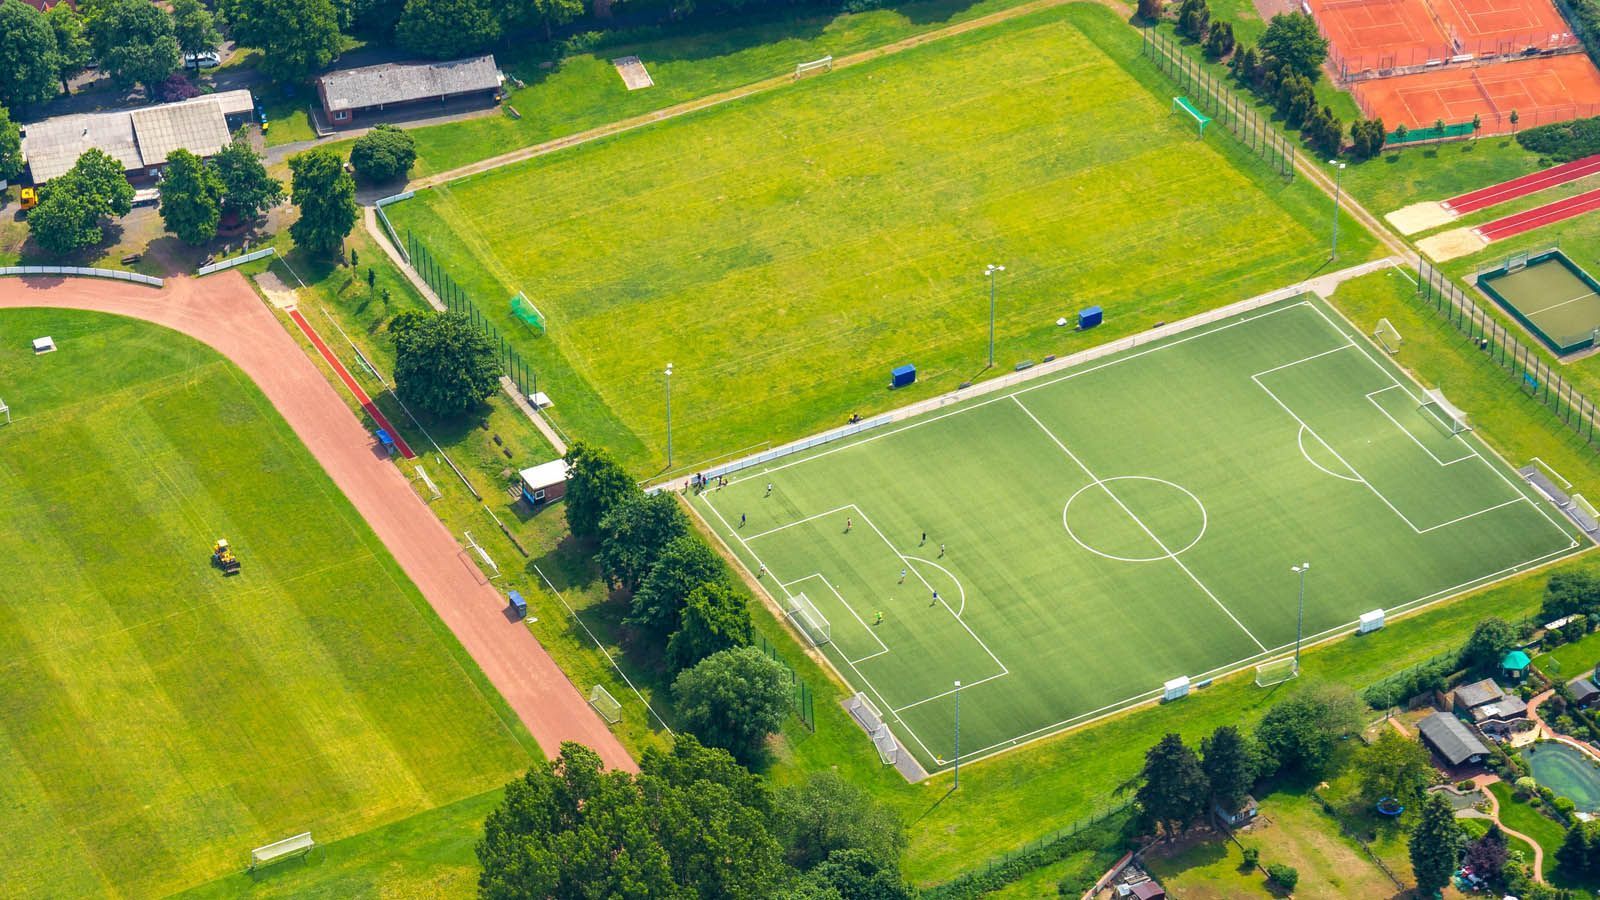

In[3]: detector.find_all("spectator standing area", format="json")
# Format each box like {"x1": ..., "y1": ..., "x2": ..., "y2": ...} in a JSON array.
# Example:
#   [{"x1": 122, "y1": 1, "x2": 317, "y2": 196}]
[{"x1": 692, "y1": 295, "x2": 1583, "y2": 773}]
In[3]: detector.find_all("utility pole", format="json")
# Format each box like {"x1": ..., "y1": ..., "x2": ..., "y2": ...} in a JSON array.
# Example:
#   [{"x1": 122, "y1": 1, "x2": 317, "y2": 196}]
[
  {"x1": 985, "y1": 265, "x2": 1005, "y2": 369},
  {"x1": 953, "y1": 680, "x2": 962, "y2": 789},
  {"x1": 1328, "y1": 161, "x2": 1347, "y2": 260},
  {"x1": 664, "y1": 363, "x2": 674, "y2": 468},
  {"x1": 1292, "y1": 562, "x2": 1310, "y2": 673}
]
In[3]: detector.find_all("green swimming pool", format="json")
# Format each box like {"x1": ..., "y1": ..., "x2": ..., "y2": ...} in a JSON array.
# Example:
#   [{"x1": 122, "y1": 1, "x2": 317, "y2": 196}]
[{"x1": 1524, "y1": 741, "x2": 1600, "y2": 811}]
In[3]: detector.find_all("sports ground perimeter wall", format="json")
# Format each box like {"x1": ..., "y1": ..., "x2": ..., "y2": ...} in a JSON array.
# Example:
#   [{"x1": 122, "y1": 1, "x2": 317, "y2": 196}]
[{"x1": 0, "y1": 266, "x2": 162, "y2": 287}]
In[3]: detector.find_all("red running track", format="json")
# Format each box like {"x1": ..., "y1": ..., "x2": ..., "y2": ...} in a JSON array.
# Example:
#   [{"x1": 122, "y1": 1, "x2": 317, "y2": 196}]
[
  {"x1": 1476, "y1": 187, "x2": 1600, "y2": 242},
  {"x1": 1445, "y1": 153, "x2": 1600, "y2": 215},
  {"x1": 287, "y1": 307, "x2": 416, "y2": 459}
]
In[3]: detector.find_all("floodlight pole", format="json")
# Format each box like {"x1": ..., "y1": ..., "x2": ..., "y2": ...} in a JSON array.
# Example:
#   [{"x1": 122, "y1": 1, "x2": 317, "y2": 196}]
[
  {"x1": 953, "y1": 680, "x2": 962, "y2": 789},
  {"x1": 664, "y1": 363, "x2": 674, "y2": 468},
  {"x1": 985, "y1": 265, "x2": 1005, "y2": 369},
  {"x1": 1292, "y1": 562, "x2": 1310, "y2": 673},
  {"x1": 1328, "y1": 161, "x2": 1347, "y2": 261}
]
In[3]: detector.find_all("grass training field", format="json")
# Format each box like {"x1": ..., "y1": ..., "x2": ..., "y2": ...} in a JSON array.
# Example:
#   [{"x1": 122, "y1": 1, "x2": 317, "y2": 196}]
[
  {"x1": 691, "y1": 294, "x2": 1583, "y2": 772},
  {"x1": 387, "y1": 3, "x2": 1368, "y2": 471},
  {"x1": 0, "y1": 309, "x2": 534, "y2": 898}
]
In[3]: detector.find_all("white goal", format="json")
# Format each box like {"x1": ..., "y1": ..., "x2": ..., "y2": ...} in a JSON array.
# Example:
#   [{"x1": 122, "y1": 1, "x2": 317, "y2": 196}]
[
  {"x1": 787, "y1": 592, "x2": 831, "y2": 646},
  {"x1": 1374, "y1": 318, "x2": 1402, "y2": 354},
  {"x1": 1420, "y1": 388, "x2": 1470, "y2": 435},
  {"x1": 589, "y1": 684, "x2": 622, "y2": 724},
  {"x1": 414, "y1": 464, "x2": 441, "y2": 501},
  {"x1": 0, "y1": 397, "x2": 9, "y2": 425},
  {"x1": 463, "y1": 530, "x2": 501, "y2": 580},
  {"x1": 1255, "y1": 657, "x2": 1298, "y2": 687},
  {"x1": 795, "y1": 55, "x2": 833, "y2": 79}
]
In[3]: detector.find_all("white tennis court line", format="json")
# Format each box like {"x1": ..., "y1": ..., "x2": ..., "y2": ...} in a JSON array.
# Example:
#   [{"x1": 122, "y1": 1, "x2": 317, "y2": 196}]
[
  {"x1": 1010, "y1": 395, "x2": 1268, "y2": 655},
  {"x1": 1364, "y1": 385, "x2": 1475, "y2": 466}
]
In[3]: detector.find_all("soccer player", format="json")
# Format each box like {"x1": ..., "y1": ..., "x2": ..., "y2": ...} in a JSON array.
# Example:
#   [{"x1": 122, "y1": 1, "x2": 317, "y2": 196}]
[
  {"x1": 874, "y1": 610, "x2": 883, "y2": 626},
  {"x1": 740, "y1": 513, "x2": 746, "y2": 527},
  {"x1": 938, "y1": 543, "x2": 946, "y2": 558},
  {"x1": 846, "y1": 517, "x2": 853, "y2": 532},
  {"x1": 899, "y1": 568, "x2": 907, "y2": 584},
  {"x1": 930, "y1": 589, "x2": 940, "y2": 607},
  {"x1": 765, "y1": 482, "x2": 773, "y2": 496}
]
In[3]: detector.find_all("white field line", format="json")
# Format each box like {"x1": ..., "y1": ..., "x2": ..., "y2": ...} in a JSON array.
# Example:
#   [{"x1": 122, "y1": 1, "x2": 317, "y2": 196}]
[
  {"x1": 744, "y1": 504, "x2": 854, "y2": 540},
  {"x1": 906, "y1": 555, "x2": 967, "y2": 617},
  {"x1": 1364, "y1": 385, "x2": 1474, "y2": 466},
  {"x1": 1298, "y1": 426, "x2": 1361, "y2": 482},
  {"x1": 1522, "y1": 288, "x2": 1600, "y2": 318},
  {"x1": 785, "y1": 572, "x2": 891, "y2": 662},
  {"x1": 1010, "y1": 395, "x2": 1268, "y2": 654}
]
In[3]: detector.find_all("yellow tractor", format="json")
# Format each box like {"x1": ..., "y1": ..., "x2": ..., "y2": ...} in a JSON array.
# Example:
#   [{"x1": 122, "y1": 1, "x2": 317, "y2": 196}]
[
  {"x1": 19, "y1": 187, "x2": 38, "y2": 211},
  {"x1": 212, "y1": 538, "x2": 241, "y2": 575}
]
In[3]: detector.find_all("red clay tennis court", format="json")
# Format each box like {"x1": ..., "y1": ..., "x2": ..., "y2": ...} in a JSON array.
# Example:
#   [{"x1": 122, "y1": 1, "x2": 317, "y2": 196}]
[
  {"x1": 1475, "y1": 186, "x2": 1600, "y2": 241},
  {"x1": 1351, "y1": 54, "x2": 1600, "y2": 130},
  {"x1": 1430, "y1": 0, "x2": 1576, "y2": 51},
  {"x1": 1444, "y1": 153, "x2": 1600, "y2": 213},
  {"x1": 1312, "y1": 0, "x2": 1453, "y2": 72}
]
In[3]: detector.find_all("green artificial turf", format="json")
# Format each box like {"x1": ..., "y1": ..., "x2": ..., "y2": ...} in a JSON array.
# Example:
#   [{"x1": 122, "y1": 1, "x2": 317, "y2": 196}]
[
  {"x1": 691, "y1": 294, "x2": 1582, "y2": 771},
  {"x1": 0, "y1": 309, "x2": 535, "y2": 898},
  {"x1": 386, "y1": 2, "x2": 1375, "y2": 473}
]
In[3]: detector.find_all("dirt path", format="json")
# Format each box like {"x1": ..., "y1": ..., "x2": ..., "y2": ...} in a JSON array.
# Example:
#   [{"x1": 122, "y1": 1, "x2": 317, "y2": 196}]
[{"x1": 0, "y1": 272, "x2": 636, "y2": 772}]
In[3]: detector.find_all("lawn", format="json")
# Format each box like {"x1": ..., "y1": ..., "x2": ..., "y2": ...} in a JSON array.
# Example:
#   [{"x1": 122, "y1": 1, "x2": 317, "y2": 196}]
[
  {"x1": 0, "y1": 308, "x2": 535, "y2": 897},
  {"x1": 385, "y1": 2, "x2": 1375, "y2": 474},
  {"x1": 1537, "y1": 628, "x2": 1600, "y2": 679}
]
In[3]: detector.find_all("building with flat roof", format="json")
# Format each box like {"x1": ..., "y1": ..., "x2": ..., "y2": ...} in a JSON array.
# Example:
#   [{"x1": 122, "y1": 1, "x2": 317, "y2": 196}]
[
  {"x1": 315, "y1": 55, "x2": 501, "y2": 127},
  {"x1": 23, "y1": 90, "x2": 255, "y2": 184}
]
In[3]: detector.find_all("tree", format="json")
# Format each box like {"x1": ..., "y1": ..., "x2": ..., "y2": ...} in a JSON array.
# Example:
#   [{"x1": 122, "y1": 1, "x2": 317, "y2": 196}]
[
  {"x1": 1410, "y1": 791, "x2": 1465, "y2": 895},
  {"x1": 1472, "y1": 113, "x2": 1483, "y2": 140},
  {"x1": 1204, "y1": 21, "x2": 1234, "y2": 59},
  {"x1": 597, "y1": 490, "x2": 688, "y2": 592},
  {"x1": 563, "y1": 442, "x2": 636, "y2": 541},
  {"x1": 390, "y1": 310, "x2": 502, "y2": 417},
  {"x1": 1135, "y1": 733, "x2": 1210, "y2": 836},
  {"x1": 1511, "y1": 109, "x2": 1520, "y2": 133},
  {"x1": 288, "y1": 148, "x2": 357, "y2": 256},
  {"x1": 673, "y1": 645, "x2": 791, "y2": 763},
  {"x1": 1560, "y1": 819, "x2": 1600, "y2": 877},
  {"x1": 628, "y1": 534, "x2": 723, "y2": 640},
  {"x1": 87, "y1": 0, "x2": 180, "y2": 91},
  {"x1": 29, "y1": 148, "x2": 134, "y2": 255},
  {"x1": 0, "y1": 105, "x2": 22, "y2": 182},
  {"x1": 1465, "y1": 823, "x2": 1509, "y2": 883},
  {"x1": 500, "y1": 0, "x2": 584, "y2": 41},
  {"x1": 395, "y1": 0, "x2": 499, "y2": 58},
  {"x1": 349, "y1": 124, "x2": 417, "y2": 182},
  {"x1": 1393, "y1": 123, "x2": 1409, "y2": 145},
  {"x1": 1255, "y1": 685, "x2": 1363, "y2": 777},
  {"x1": 1259, "y1": 11, "x2": 1328, "y2": 82},
  {"x1": 801, "y1": 849, "x2": 912, "y2": 900},
  {"x1": 1176, "y1": 0, "x2": 1209, "y2": 40},
  {"x1": 1200, "y1": 725, "x2": 1259, "y2": 815},
  {"x1": 170, "y1": 0, "x2": 220, "y2": 57},
  {"x1": 212, "y1": 129, "x2": 284, "y2": 221},
  {"x1": 157, "y1": 148, "x2": 223, "y2": 244},
  {"x1": 46, "y1": 3, "x2": 92, "y2": 95},
  {"x1": 667, "y1": 582, "x2": 754, "y2": 673},
  {"x1": 1137, "y1": 0, "x2": 1164, "y2": 22},
  {"x1": 1266, "y1": 863, "x2": 1299, "y2": 891},
  {"x1": 0, "y1": 0, "x2": 61, "y2": 110},
  {"x1": 1545, "y1": 570, "x2": 1600, "y2": 621},
  {"x1": 221, "y1": 0, "x2": 343, "y2": 80},
  {"x1": 1357, "y1": 729, "x2": 1433, "y2": 804},
  {"x1": 776, "y1": 771, "x2": 907, "y2": 871},
  {"x1": 1349, "y1": 117, "x2": 1387, "y2": 160},
  {"x1": 1461, "y1": 616, "x2": 1519, "y2": 672}
]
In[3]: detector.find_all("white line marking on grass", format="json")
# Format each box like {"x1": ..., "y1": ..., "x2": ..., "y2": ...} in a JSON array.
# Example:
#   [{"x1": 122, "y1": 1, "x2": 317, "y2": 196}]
[
  {"x1": 1061, "y1": 476, "x2": 1209, "y2": 563},
  {"x1": 1523, "y1": 288, "x2": 1600, "y2": 318},
  {"x1": 744, "y1": 504, "x2": 854, "y2": 540},
  {"x1": 1011, "y1": 396, "x2": 1267, "y2": 654},
  {"x1": 893, "y1": 670, "x2": 1009, "y2": 713},
  {"x1": 1364, "y1": 386, "x2": 1474, "y2": 466},
  {"x1": 905, "y1": 555, "x2": 966, "y2": 616},
  {"x1": 786, "y1": 572, "x2": 891, "y2": 662},
  {"x1": 1298, "y1": 426, "x2": 1361, "y2": 482}
]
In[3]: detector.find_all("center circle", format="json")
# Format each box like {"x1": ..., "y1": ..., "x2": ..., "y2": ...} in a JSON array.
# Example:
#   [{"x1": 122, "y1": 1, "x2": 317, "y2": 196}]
[{"x1": 1061, "y1": 476, "x2": 1208, "y2": 563}]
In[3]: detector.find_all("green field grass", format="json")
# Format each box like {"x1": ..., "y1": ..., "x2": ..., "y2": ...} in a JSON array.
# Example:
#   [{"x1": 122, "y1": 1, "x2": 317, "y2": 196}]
[
  {"x1": 691, "y1": 294, "x2": 1582, "y2": 770},
  {"x1": 0, "y1": 309, "x2": 535, "y2": 897},
  {"x1": 386, "y1": 2, "x2": 1375, "y2": 473}
]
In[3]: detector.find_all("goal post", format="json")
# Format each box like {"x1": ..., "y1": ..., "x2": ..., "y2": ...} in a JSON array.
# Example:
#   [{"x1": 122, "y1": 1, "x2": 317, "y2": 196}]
[
  {"x1": 413, "y1": 464, "x2": 441, "y2": 500},
  {"x1": 787, "y1": 592, "x2": 831, "y2": 646},
  {"x1": 589, "y1": 684, "x2": 622, "y2": 724},
  {"x1": 1255, "y1": 657, "x2": 1299, "y2": 687},
  {"x1": 1172, "y1": 96, "x2": 1211, "y2": 137},
  {"x1": 1419, "y1": 387, "x2": 1470, "y2": 435},
  {"x1": 463, "y1": 530, "x2": 501, "y2": 580},
  {"x1": 1374, "y1": 318, "x2": 1402, "y2": 354},
  {"x1": 0, "y1": 397, "x2": 9, "y2": 425},
  {"x1": 795, "y1": 55, "x2": 833, "y2": 79},
  {"x1": 510, "y1": 292, "x2": 545, "y2": 334}
]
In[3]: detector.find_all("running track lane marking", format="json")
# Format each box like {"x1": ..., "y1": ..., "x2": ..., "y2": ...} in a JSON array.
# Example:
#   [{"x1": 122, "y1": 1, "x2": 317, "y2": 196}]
[
  {"x1": 1475, "y1": 186, "x2": 1600, "y2": 242},
  {"x1": 1444, "y1": 152, "x2": 1600, "y2": 214},
  {"x1": 287, "y1": 308, "x2": 416, "y2": 459}
]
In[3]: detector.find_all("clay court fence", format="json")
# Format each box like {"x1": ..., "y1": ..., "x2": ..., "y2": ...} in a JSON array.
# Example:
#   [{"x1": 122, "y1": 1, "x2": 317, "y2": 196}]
[
  {"x1": 1414, "y1": 257, "x2": 1600, "y2": 450},
  {"x1": 405, "y1": 232, "x2": 541, "y2": 405},
  {"x1": 1328, "y1": 35, "x2": 1582, "y2": 83},
  {"x1": 1349, "y1": 82, "x2": 1600, "y2": 132},
  {"x1": 1141, "y1": 29, "x2": 1297, "y2": 179}
]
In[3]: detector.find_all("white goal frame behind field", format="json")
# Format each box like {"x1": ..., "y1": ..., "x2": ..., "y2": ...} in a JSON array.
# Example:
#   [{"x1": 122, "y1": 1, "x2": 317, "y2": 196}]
[
  {"x1": 1374, "y1": 318, "x2": 1402, "y2": 354},
  {"x1": 1419, "y1": 387, "x2": 1471, "y2": 436},
  {"x1": 1254, "y1": 657, "x2": 1298, "y2": 687},
  {"x1": 795, "y1": 56, "x2": 833, "y2": 79},
  {"x1": 0, "y1": 397, "x2": 9, "y2": 425},
  {"x1": 589, "y1": 684, "x2": 622, "y2": 724},
  {"x1": 787, "y1": 592, "x2": 831, "y2": 647}
]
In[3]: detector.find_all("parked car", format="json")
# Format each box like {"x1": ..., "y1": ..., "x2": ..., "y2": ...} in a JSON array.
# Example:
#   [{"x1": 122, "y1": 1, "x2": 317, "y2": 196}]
[{"x1": 184, "y1": 51, "x2": 221, "y2": 71}]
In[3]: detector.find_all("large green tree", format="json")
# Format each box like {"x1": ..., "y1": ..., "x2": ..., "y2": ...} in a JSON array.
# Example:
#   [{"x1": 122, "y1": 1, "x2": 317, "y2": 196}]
[
  {"x1": 1135, "y1": 733, "x2": 1210, "y2": 836},
  {"x1": 673, "y1": 646, "x2": 791, "y2": 763},
  {"x1": 0, "y1": 104, "x2": 22, "y2": 182},
  {"x1": 628, "y1": 534, "x2": 723, "y2": 639},
  {"x1": 212, "y1": 129, "x2": 284, "y2": 221},
  {"x1": 1199, "y1": 725, "x2": 1259, "y2": 815},
  {"x1": 667, "y1": 581, "x2": 754, "y2": 673},
  {"x1": 157, "y1": 148, "x2": 223, "y2": 245},
  {"x1": 1357, "y1": 729, "x2": 1434, "y2": 804},
  {"x1": 1409, "y1": 792, "x2": 1465, "y2": 895},
  {"x1": 0, "y1": 0, "x2": 61, "y2": 110},
  {"x1": 390, "y1": 310, "x2": 502, "y2": 417},
  {"x1": 1545, "y1": 569, "x2": 1600, "y2": 621},
  {"x1": 1255, "y1": 685, "x2": 1363, "y2": 777},
  {"x1": 170, "y1": 0, "x2": 220, "y2": 57},
  {"x1": 1461, "y1": 616, "x2": 1519, "y2": 672},
  {"x1": 1560, "y1": 819, "x2": 1600, "y2": 877},
  {"x1": 563, "y1": 442, "x2": 636, "y2": 541},
  {"x1": 86, "y1": 0, "x2": 180, "y2": 91},
  {"x1": 395, "y1": 0, "x2": 498, "y2": 58},
  {"x1": 29, "y1": 148, "x2": 134, "y2": 255},
  {"x1": 349, "y1": 123, "x2": 416, "y2": 182},
  {"x1": 596, "y1": 490, "x2": 686, "y2": 592},
  {"x1": 1258, "y1": 11, "x2": 1328, "y2": 82},
  {"x1": 46, "y1": 2, "x2": 91, "y2": 94},
  {"x1": 498, "y1": 0, "x2": 583, "y2": 40},
  {"x1": 287, "y1": 148, "x2": 357, "y2": 256},
  {"x1": 221, "y1": 0, "x2": 342, "y2": 80},
  {"x1": 775, "y1": 770, "x2": 907, "y2": 871}
]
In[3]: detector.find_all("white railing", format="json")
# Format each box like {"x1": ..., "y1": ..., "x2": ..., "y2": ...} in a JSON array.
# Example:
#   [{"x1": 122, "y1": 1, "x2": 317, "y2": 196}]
[
  {"x1": 0, "y1": 266, "x2": 162, "y2": 287},
  {"x1": 374, "y1": 191, "x2": 413, "y2": 262},
  {"x1": 197, "y1": 246, "x2": 277, "y2": 275}
]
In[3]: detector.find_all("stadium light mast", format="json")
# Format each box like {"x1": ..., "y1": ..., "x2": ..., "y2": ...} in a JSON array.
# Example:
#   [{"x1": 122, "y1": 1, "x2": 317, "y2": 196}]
[
  {"x1": 953, "y1": 680, "x2": 962, "y2": 789},
  {"x1": 1292, "y1": 562, "x2": 1310, "y2": 673},
  {"x1": 1328, "y1": 160, "x2": 1347, "y2": 261},
  {"x1": 664, "y1": 363, "x2": 674, "y2": 469},
  {"x1": 985, "y1": 265, "x2": 1005, "y2": 369}
]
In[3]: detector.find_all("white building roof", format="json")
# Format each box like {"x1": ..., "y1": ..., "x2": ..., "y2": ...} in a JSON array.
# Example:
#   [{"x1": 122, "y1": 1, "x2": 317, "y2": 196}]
[{"x1": 518, "y1": 459, "x2": 569, "y2": 491}]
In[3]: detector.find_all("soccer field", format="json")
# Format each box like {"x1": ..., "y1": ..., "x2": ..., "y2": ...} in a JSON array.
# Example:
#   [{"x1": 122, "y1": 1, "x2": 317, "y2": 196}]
[
  {"x1": 691, "y1": 294, "x2": 1584, "y2": 772},
  {"x1": 0, "y1": 309, "x2": 533, "y2": 897}
]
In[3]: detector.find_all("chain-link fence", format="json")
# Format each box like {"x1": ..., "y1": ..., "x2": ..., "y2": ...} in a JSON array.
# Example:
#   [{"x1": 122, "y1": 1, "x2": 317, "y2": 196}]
[{"x1": 1141, "y1": 28, "x2": 1296, "y2": 179}]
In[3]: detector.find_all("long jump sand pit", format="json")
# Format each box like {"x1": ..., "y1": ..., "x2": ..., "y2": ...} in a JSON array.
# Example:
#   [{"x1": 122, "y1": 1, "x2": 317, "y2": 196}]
[
  {"x1": 612, "y1": 55, "x2": 654, "y2": 90},
  {"x1": 1419, "y1": 226, "x2": 1489, "y2": 260},
  {"x1": 1387, "y1": 201, "x2": 1457, "y2": 234}
]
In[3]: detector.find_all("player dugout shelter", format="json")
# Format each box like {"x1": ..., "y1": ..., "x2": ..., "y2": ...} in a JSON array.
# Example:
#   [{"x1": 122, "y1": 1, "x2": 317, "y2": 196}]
[
  {"x1": 518, "y1": 459, "x2": 569, "y2": 507},
  {"x1": 315, "y1": 55, "x2": 502, "y2": 128},
  {"x1": 22, "y1": 91, "x2": 256, "y2": 185}
]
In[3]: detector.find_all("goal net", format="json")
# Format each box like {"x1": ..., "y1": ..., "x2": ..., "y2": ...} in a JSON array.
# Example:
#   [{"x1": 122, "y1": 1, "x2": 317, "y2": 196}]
[
  {"x1": 413, "y1": 464, "x2": 441, "y2": 501},
  {"x1": 1419, "y1": 388, "x2": 1470, "y2": 435},
  {"x1": 511, "y1": 293, "x2": 545, "y2": 334},
  {"x1": 795, "y1": 55, "x2": 833, "y2": 78},
  {"x1": 787, "y1": 593, "x2": 831, "y2": 647},
  {"x1": 1255, "y1": 657, "x2": 1298, "y2": 687},
  {"x1": 1374, "y1": 318, "x2": 1402, "y2": 354},
  {"x1": 589, "y1": 684, "x2": 622, "y2": 724}
]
